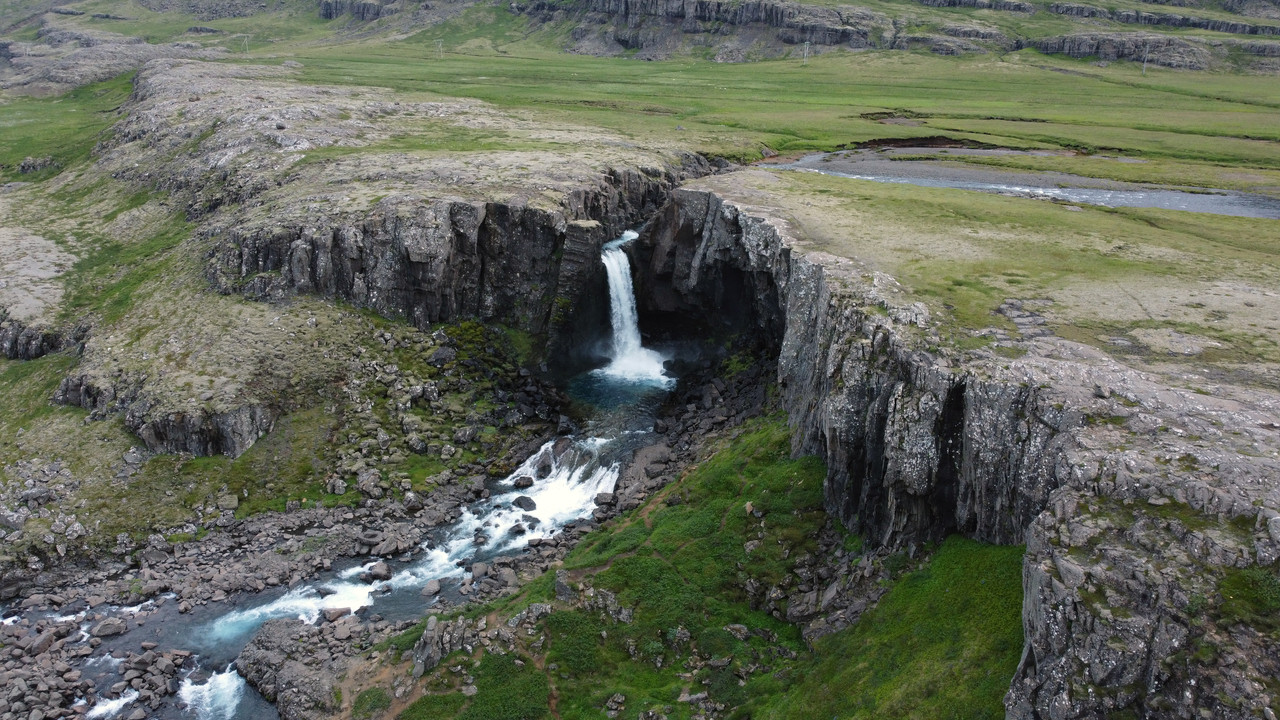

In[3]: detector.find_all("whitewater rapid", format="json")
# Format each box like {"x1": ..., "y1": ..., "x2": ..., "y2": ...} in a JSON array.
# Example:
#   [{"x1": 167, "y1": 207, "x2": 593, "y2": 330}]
[{"x1": 144, "y1": 228, "x2": 675, "y2": 720}]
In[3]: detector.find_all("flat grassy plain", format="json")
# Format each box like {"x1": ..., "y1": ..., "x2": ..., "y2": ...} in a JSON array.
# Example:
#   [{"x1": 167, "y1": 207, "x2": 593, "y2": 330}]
[{"x1": 272, "y1": 8, "x2": 1280, "y2": 181}]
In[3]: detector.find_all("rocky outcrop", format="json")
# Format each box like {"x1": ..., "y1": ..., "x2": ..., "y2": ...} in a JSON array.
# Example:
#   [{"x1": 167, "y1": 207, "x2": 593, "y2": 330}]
[
  {"x1": 1113, "y1": 8, "x2": 1280, "y2": 34},
  {"x1": 0, "y1": 27, "x2": 223, "y2": 95},
  {"x1": 319, "y1": 0, "x2": 397, "y2": 20},
  {"x1": 1222, "y1": 0, "x2": 1280, "y2": 21},
  {"x1": 54, "y1": 374, "x2": 274, "y2": 457},
  {"x1": 411, "y1": 614, "x2": 480, "y2": 676},
  {"x1": 520, "y1": 0, "x2": 893, "y2": 57},
  {"x1": 1045, "y1": 2, "x2": 1280, "y2": 33},
  {"x1": 1049, "y1": 2, "x2": 1111, "y2": 18},
  {"x1": 0, "y1": 314, "x2": 70, "y2": 360},
  {"x1": 1032, "y1": 32, "x2": 1213, "y2": 68},
  {"x1": 237, "y1": 619, "x2": 340, "y2": 720},
  {"x1": 917, "y1": 0, "x2": 1035, "y2": 11},
  {"x1": 137, "y1": 0, "x2": 283, "y2": 20}
]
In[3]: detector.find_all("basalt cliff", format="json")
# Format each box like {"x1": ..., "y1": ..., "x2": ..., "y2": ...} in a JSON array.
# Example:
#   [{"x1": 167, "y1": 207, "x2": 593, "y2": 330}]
[{"x1": 1, "y1": 60, "x2": 1277, "y2": 719}]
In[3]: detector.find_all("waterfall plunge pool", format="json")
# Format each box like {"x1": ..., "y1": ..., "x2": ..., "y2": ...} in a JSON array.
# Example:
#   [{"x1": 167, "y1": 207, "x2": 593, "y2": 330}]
[{"x1": 136, "y1": 228, "x2": 676, "y2": 720}]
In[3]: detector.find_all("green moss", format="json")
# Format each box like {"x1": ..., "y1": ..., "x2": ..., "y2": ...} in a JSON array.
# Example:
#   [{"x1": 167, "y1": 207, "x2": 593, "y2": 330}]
[
  {"x1": 747, "y1": 537, "x2": 1026, "y2": 720},
  {"x1": 353, "y1": 687, "x2": 392, "y2": 718},
  {"x1": 398, "y1": 693, "x2": 468, "y2": 720},
  {"x1": 1217, "y1": 565, "x2": 1280, "y2": 633}
]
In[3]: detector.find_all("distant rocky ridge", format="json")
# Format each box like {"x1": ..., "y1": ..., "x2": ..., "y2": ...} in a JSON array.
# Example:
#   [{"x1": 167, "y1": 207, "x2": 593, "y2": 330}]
[
  {"x1": 1031, "y1": 31, "x2": 1215, "y2": 68},
  {"x1": 1049, "y1": 2, "x2": 1280, "y2": 34},
  {"x1": 518, "y1": 0, "x2": 895, "y2": 58},
  {"x1": 319, "y1": 0, "x2": 399, "y2": 20}
]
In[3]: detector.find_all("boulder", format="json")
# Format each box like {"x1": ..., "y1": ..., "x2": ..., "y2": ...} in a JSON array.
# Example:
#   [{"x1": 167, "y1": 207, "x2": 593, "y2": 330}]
[{"x1": 92, "y1": 617, "x2": 128, "y2": 637}]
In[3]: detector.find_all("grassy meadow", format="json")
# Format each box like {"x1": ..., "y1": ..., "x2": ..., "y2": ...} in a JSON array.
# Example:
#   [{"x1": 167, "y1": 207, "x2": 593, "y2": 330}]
[{"x1": 381, "y1": 418, "x2": 1025, "y2": 720}]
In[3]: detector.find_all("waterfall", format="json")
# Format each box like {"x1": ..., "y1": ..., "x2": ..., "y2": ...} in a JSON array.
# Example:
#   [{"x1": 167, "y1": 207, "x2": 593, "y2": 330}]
[
  {"x1": 596, "y1": 231, "x2": 674, "y2": 387},
  {"x1": 46, "y1": 228, "x2": 677, "y2": 720}
]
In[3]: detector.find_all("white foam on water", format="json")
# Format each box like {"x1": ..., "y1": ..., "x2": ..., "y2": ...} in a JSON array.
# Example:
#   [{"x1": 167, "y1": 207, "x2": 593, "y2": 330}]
[
  {"x1": 339, "y1": 562, "x2": 376, "y2": 580},
  {"x1": 84, "y1": 654, "x2": 124, "y2": 670},
  {"x1": 178, "y1": 666, "x2": 245, "y2": 720},
  {"x1": 85, "y1": 690, "x2": 139, "y2": 719},
  {"x1": 115, "y1": 600, "x2": 155, "y2": 615},
  {"x1": 207, "y1": 581, "x2": 376, "y2": 641},
  {"x1": 478, "y1": 439, "x2": 620, "y2": 555}
]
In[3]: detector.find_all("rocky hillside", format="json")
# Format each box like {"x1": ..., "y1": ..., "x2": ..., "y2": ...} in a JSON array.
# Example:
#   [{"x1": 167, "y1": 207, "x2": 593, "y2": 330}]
[{"x1": 1, "y1": 0, "x2": 1277, "y2": 94}]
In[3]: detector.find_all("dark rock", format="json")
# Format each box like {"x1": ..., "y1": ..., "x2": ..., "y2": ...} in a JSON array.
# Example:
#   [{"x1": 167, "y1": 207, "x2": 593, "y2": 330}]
[
  {"x1": 512, "y1": 496, "x2": 537, "y2": 511},
  {"x1": 237, "y1": 619, "x2": 337, "y2": 719},
  {"x1": 92, "y1": 617, "x2": 127, "y2": 637},
  {"x1": 368, "y1": 562, "x2": 391, "y2": 580},
  {"x1": 428, "y1": 347, "x2": 457, "y2": 366}
]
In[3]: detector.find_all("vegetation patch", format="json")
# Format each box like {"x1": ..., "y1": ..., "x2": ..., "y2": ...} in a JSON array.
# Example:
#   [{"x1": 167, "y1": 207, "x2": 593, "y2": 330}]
[
  {"x1": 746, "y1": 537, "x2": 1026, "y2": 720},
  {"x1": 1217, "y1": 564, "x2": 1280, "y2": 634},
  {"x1": 398, "y1": 693, "x2": 468, "y2": 720},
  {"x1": 0, "y1": 73, "x2": 133, "y2": 182},
  {"x1": 353, "y1": 687, "x2": 393, "y2": 718},
  {"x1": 457, "y1": 653, "x2": 549, "y2": 720}
]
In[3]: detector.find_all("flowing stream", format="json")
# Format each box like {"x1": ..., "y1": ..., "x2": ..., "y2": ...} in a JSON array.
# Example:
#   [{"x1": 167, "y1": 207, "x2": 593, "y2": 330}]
[
  {"x1": 63, "y1": 230, "x2": 675, "y2": 719},
  {"x1": 777, "y1": 156, "x2": 1280, "y2": 219}
]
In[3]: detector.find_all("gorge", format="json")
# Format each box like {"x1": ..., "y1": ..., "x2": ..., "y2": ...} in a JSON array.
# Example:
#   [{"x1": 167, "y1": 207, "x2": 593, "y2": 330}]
[{"x1": 0, "y1": 24, "x2": 1277, "y2": 720}]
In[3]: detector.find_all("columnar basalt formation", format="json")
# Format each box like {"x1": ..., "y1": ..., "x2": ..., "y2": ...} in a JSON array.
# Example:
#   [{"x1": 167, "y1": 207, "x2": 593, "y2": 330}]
[
  {"x1": 638, "y1": 188, "x2": 1077, "y2": 549},
  {"x1": 519, "y1": 0, "x2": 894, "y2": 56},
  {"x1": 207, "y1": 161, "x2": 704, "y2": 357},
  {"x1": 635, "y1": 183, "x2": 1280, "y2": 717}
]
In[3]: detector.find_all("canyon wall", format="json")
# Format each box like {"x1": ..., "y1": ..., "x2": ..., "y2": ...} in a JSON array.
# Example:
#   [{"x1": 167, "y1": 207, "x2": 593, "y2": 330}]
[
  {"x1": 637, "y1": 187, "x2": 1078, "y2": 549},
  {"x1": 636, "y1": 184, "x2": 1280, "y2": 719}
]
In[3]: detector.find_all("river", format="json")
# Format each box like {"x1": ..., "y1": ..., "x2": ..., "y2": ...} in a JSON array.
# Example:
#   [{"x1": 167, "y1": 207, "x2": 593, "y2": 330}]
[{"x1": 20, "y1": 229, "x2": 674, "y2": 720}]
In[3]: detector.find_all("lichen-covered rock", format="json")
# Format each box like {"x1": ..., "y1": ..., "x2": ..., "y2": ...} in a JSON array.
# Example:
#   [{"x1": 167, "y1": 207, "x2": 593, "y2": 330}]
[
  {"x1": 411, "y1": 614, "x2": 478, "y2": 676},
  {"x1": 237, "y1": 619, "x2": 338, "y2": 720}
]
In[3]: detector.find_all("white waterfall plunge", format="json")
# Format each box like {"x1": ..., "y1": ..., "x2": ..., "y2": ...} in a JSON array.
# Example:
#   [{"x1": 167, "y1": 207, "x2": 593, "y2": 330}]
[{"x1": 595, "y1": 230, "x2": 674, "y2": 387}]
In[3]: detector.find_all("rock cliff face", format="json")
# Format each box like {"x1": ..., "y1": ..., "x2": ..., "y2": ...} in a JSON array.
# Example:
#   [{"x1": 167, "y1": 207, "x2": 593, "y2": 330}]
[
  {"x1": 319, "y1": 0, "x2": 398, "y2": 20},
  {"x1": 638, "y1": 188, "x2": 1077, "y2": 549},
  {"x1": 208, "y1": 161, "x2": 706, "y2": 365},
  {"x1": 54, "y1": 373, "x2": 275, "y2": 457},
  {"x1": 635, "y1": 184, "x2": 1280, "y2": 718},
  {"x1": 0, "y1": 315, "x2": 73, "y2": 360},
  {"x1": 1031, "y1": 32, "x2": 1213, "y2": 69},
  {"x1": 519, "y1": 0, "x2": 893, "y2": 58}
]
